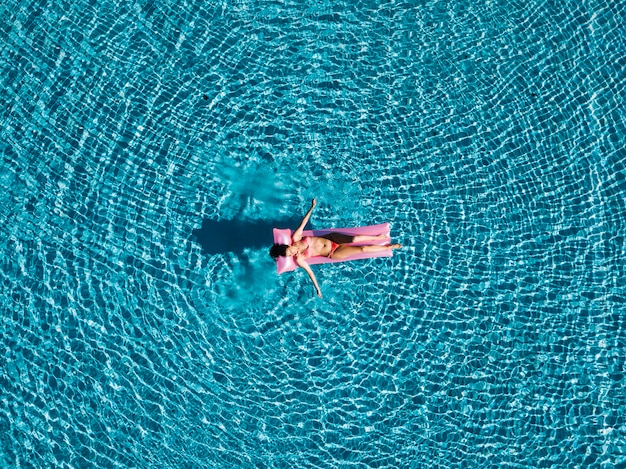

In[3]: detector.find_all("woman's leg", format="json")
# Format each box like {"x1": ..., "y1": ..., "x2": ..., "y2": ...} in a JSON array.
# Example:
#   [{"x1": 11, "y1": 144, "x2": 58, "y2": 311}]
[
  {"x1": 352, "y1": 233, "x2": 389, "y2": 243},
  {"x1": 324, "y1": 232, "x2": 389, "y2": 244},
  {"x1": 330, "y1": 243, "x2": 401, "y2": 260}
]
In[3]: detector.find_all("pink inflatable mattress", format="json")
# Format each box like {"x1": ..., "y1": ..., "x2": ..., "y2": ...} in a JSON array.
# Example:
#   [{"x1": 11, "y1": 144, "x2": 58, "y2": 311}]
[{"x1": 273, "y1": 223, "x2": 392, "y2": 274}]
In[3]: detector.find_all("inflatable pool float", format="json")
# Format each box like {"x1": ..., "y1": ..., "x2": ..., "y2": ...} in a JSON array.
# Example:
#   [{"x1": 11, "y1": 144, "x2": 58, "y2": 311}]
[{"x1": 273, "y1": 223, "x2": 392, "y2": 274}]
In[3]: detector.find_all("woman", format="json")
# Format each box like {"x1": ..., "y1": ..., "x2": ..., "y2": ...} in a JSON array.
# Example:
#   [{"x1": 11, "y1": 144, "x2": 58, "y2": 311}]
[{"x1": 269, "y1": 199, "x2": 402, "y2": 297}]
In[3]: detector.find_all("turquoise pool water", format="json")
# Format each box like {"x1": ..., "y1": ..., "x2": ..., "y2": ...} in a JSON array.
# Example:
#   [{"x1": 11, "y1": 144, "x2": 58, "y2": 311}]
[{"x1": 1, "y1": 0, "x2": 625, "y2": 467}]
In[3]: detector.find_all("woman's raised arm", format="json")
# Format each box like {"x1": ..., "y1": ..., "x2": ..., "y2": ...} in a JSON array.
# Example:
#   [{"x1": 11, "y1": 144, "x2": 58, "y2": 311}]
[{"x1": 292, "y1": 198, "x2": 317, "y2": 242}]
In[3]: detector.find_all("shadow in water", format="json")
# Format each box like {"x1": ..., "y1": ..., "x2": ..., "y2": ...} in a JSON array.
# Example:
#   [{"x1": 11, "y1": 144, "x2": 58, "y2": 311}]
[{"x1": 191, "y1": 218, "x2": 300, "y2": 255}]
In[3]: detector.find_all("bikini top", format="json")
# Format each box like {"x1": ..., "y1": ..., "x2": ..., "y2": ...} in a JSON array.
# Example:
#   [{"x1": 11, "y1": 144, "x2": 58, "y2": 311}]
[{"x1": 300, "y1": 236, "x2": 311, "y2": 258}]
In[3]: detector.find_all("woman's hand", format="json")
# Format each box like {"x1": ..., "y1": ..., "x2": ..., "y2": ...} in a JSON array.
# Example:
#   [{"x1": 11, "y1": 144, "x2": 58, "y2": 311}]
[
  {"x1": 311, "y1": 198, "x2": 317, "y2": 208},
  {"x1": 316, "y1": 288, "x2": 323, "y2": 298}
]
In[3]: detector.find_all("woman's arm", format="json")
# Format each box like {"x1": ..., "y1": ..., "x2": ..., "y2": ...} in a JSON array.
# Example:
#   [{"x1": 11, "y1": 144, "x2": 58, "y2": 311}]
[
  {"x1": 292, "y1": 198, "x2": 317, "y2": 242},
  {"x1": 296, "y1": 256, "x2": 322, "y2": 298}
]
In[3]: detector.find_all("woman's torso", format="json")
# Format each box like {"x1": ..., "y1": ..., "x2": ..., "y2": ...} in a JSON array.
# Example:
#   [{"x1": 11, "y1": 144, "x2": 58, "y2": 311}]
[{"x1": 298, "y1": 236, "x2": 333, "y2": 258}]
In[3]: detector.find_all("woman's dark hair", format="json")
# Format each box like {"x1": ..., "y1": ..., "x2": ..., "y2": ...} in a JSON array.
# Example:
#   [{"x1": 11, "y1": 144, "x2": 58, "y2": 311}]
[{"x1": 269, "y1": 244, "x2": 288, "y2": 259}]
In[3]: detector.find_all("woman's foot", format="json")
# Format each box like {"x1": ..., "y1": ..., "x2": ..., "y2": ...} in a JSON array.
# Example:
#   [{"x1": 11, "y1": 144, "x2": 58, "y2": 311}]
[{"x1": 388, "y1": 243, "x2": 402, "y2": 250}]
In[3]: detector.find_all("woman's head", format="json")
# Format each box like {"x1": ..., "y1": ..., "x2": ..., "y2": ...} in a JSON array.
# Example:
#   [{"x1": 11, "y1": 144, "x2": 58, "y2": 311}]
[{"x1": 270, "y1": 244, "x2": 289, "y2": 259}]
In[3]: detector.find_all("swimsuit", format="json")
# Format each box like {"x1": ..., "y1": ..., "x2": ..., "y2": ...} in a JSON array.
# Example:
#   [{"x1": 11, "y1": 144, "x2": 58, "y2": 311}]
[
  {"x1": 300, "y1": 236, "x2": 312, "y2": 258},
  {"x1": 328, "y1": 242, "x2": 339, "y2": 258}
]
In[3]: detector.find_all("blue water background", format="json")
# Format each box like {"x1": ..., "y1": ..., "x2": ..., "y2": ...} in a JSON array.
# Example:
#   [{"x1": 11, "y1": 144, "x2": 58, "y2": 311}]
[{"x1": 1, "y1": 0, "x2": 625, "y2": 467}]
